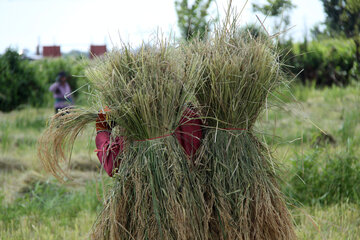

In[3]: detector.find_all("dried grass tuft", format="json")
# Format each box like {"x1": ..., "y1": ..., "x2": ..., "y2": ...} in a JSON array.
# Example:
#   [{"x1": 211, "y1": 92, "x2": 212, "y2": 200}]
[{"x1": 38, "y1": 108, "x2": 97, "y2": 181}]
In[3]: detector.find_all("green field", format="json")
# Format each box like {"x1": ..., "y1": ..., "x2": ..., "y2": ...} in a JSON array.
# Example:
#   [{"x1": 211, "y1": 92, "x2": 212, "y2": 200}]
[{"x1": 0, "y1": 83, "x2": 359, "y2": 239}]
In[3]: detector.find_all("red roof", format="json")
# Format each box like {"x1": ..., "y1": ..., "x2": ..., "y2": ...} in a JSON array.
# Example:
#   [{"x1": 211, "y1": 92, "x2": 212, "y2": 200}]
[
  {"x1": 90, "y1": 45, "x2": 107, "y2": 58},
  {"x1": 43, "y1": 46, "x2": 61, "y2": 57}
]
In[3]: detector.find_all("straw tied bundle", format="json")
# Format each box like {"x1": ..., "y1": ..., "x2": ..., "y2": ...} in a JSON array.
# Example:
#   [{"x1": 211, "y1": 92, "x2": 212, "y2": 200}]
[
  {"x1": 39, "y1": 40, "x2": 209, "y2": 239},
  {"x1": 189, "y1": 19, "x2": 296, "y2": 239},
  {"x1": 38, "y1": 19, "x2": 296, "y2": 240}
]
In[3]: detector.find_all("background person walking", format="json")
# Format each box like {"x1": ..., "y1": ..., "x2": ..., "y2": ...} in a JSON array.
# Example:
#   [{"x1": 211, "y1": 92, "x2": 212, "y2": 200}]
[{"x1": 49, "y1": 71, "x2": 73, "y2": 113}]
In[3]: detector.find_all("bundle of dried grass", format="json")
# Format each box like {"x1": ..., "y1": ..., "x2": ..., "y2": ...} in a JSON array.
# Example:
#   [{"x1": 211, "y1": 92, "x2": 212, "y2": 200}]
[
  {"x1": 38, "y1": 37, "x2": 208, "y2": 238},
  {"x1": 86, "y1": 40, "x2": 209, "y2": 239},
  {"x1": 187, "y1": 10, "x2": 296, "y2": 240},
  {"x1": 91, "y1": 137, "x2": 211, "y2": 239}
]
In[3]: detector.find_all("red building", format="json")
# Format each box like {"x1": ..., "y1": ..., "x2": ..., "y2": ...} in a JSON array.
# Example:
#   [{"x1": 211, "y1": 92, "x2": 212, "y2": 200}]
[
  {"x1": 90, "y1": 45, "x2": 107, "y2": 59},
  {"x1": 43, "y1": 46, "x2": 61, "y2": 57}
]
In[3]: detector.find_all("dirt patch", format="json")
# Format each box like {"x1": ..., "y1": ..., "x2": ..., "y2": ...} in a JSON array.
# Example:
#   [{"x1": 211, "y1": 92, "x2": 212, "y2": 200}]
[
  {"x1": 0, "y1": 157, "x2": 27, "y2": 172},
  {"x1": 70, "y1": 155, "x2": 99, "y2": 172},
  {"x1": 66, "y1": 170, "x2": 101, "y2": 187},
  {"x1": 313, "y1": 132, "x2": 337, "y2": 147},
  {"x1": 16, "y1": 170, "x2": 100, "y2": 196},
  {"x1": 16, "y1": 171, "x2": 49, "y2": 195}
]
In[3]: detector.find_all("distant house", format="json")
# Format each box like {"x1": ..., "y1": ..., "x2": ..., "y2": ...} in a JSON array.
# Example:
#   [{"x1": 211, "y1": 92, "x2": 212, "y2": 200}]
[
  {"x1": 43, "y1": 46, "x2": 61, "y2": 57},
  {"x1": 90, "y1": 45, "x2": 107, "y2": 59}
]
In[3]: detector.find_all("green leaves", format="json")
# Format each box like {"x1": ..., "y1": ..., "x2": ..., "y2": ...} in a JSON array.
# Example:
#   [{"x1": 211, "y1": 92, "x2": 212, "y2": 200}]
[
  {"x1": 0, "y1": 49, "x2": 39, "y2": 112},
  {"x1": 175, "y1": 0, "x2": 215, "y2": 41},
  {"x1": 252, "y1": 0, "x2": 295, "y2": 16}
]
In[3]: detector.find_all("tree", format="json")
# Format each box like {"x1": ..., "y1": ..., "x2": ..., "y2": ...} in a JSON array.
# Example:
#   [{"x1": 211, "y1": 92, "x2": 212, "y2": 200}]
[
  {"x1": 319, "y1": 0, "x2": 360, "y2": 63},
  {"x1": 252, "y1": 0, "x2": 295, "y2": 38},
  {"x1": 0, "y1": 49, "x2": 41, "y2": 112},
  {"x1": 175, "y1": 0, "x2": 215, "y2": 41}
]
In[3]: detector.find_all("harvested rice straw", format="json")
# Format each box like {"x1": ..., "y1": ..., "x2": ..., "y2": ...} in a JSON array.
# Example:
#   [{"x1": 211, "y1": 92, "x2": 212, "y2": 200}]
[
  {"x1": 188, "y1": 8, "x2": 297, "y2": 240},
  {"x1": 38, "y1": 108, "x2": 98, "y2": 181},
  {"x1": 85, "y1": 39, "x2": 208, "y2": 239},
  {"x1": 38, "y1": 37, "x2": 208, "y2": 238},
  {"x1": 91, "y1": 137, "x2": 210, "y2": 239}
]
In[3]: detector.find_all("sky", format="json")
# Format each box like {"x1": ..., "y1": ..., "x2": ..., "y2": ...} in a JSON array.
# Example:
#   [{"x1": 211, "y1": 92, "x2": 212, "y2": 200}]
[{"x1": 0, "y1": 0, "x2": 325, "y2": 54}]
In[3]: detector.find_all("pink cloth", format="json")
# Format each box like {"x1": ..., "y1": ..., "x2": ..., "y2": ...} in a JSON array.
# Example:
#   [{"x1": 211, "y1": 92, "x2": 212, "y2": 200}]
[
  {"x1": 95, "y1": 131, "x2": 125, "y2": 177},
  {"x1": 95, "y1": 108, "x2": 203, "y2": 177}
]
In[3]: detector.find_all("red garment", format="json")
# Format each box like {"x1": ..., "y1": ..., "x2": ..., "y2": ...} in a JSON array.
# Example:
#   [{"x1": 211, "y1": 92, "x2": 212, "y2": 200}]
[{"x1": 95, "y1": 108, "x2": 203, "y2": 177}]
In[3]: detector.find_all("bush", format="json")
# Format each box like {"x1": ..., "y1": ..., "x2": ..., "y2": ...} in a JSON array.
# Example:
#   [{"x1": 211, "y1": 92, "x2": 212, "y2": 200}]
[
  {"x1": 286, "y1": 142, "x2": 360, "y2": 205},
  {"x1": 285, "y1": 39, "x2": 358, "y2": 86},
  {"x1": 0, "y1": 49, "x2": 42, "y2": 112}
]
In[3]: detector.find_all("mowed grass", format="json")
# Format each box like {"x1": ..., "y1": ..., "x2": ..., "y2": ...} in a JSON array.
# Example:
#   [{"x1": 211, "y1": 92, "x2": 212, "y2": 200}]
[{"x1": 0, "y1": 82, "x2": 360, "y2": 239}]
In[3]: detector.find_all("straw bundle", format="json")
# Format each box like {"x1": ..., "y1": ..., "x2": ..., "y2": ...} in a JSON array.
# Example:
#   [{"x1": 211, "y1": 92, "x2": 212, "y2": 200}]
[
  {"x1": 39, "y1": 39, "x2": 208, "y2": 238},
  {"x1": 188, "y1": 14, "x2": 296, "y2": 240},
  {"x1": 84, "y1": 40, "x2": 210, "y2": 239}
]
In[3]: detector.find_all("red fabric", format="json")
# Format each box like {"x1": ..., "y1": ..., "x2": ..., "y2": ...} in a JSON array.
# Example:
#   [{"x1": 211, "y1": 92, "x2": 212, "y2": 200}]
[
  {"x1": 95, "y1": 108, "x2": 203, "y2": 177},
  {"x1": 95, "y1": 131, "x2": 125, "y2": 177},
  {"x1": 174, "y1": 107, "x2": 203, "y2": 158}
]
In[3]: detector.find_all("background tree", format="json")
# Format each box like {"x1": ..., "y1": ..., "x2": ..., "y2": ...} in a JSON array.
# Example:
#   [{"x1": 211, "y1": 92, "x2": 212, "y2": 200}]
[
  {"x1": 319, "y1": 0, "x2": 360, "y2": 63},
  {"x1": 0, "y1": 49, "x2": 41, "y2": 112},
  {"x1": 175, "y1": 0, "x2": 215, "y2": 41},
  {"x1": 252, "y1": 0, "x2": 295, "y2": 39}
]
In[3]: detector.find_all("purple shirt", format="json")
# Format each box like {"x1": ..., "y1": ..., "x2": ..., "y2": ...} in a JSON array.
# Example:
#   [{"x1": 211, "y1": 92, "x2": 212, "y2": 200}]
[{"x1": 49, "y1": 82, "x2": 72, "y2": 108}]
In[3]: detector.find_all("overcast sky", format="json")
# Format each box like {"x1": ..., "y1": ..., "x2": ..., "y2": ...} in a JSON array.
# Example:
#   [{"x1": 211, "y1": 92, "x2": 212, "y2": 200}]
[{"x1": 0, "y1": 0, "x2": 325, "y2": 54}]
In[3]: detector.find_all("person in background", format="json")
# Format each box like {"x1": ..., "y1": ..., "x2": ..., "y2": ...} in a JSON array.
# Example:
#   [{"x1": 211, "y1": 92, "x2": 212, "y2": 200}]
[{"x1": 49, "y1": 71, "x2": 73, "y2": 113}]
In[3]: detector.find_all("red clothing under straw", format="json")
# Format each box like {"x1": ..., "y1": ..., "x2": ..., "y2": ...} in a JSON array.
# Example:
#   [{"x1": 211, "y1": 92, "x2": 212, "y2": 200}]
[{"x1": 95, "y1": 108, "x2": 203, "y2": 177}]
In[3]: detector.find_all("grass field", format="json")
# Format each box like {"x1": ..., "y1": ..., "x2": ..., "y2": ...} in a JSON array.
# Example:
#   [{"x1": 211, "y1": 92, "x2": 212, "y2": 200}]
[{"x1": 0, "y1": 83, "x2": 359, "y2": 239}]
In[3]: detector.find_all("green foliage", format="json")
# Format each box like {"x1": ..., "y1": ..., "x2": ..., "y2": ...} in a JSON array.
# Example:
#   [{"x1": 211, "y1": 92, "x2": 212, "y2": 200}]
[
  {"x1": 252, "y1": 0, "x2": 295, "y2": 38},
  {"x1": 317, "y1": 0, "x2": 360, "y2": 63},
  {"x1": 175, "y1": 0, "x2": 215, "y2": 41},
  {"x1": 320, "y1": 0, "x2": 360, "y2": 38},
  {"x1": 0, "y1": 49, "x2": 42, "y2": 112},
  {"x1": 287, "y1": 38, "x2": 358, "y2": 85},
  {"x1": 287, "y1": 142, "x2": 360, "y2": 205},
  {"x1": 0, "y1": 123, "x2": 10, "y2": 152},
  {"x1": 252, "y1": 0, "x2": 294, "y2": 16},
  {"x1": 339, "y1": 110, "x2": 360, "y2": 144},
  {"x1": 239, "y1": 23, "x2": 269, "y2": 41}
]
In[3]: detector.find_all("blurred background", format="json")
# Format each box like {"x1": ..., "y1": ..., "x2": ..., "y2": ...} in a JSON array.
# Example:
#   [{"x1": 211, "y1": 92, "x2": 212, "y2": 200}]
[{"x1": 0, "y1": 0, "x2": 359, "y2": 239}]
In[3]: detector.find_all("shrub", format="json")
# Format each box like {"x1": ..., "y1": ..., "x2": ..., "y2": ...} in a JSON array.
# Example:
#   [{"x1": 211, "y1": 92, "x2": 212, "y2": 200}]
[
  {"x1": 285, "y1": 39, "x2": 358, "y2": 86},
  {"x1": 0, "y1": 49, "x2": 42, "y2": 112}
]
